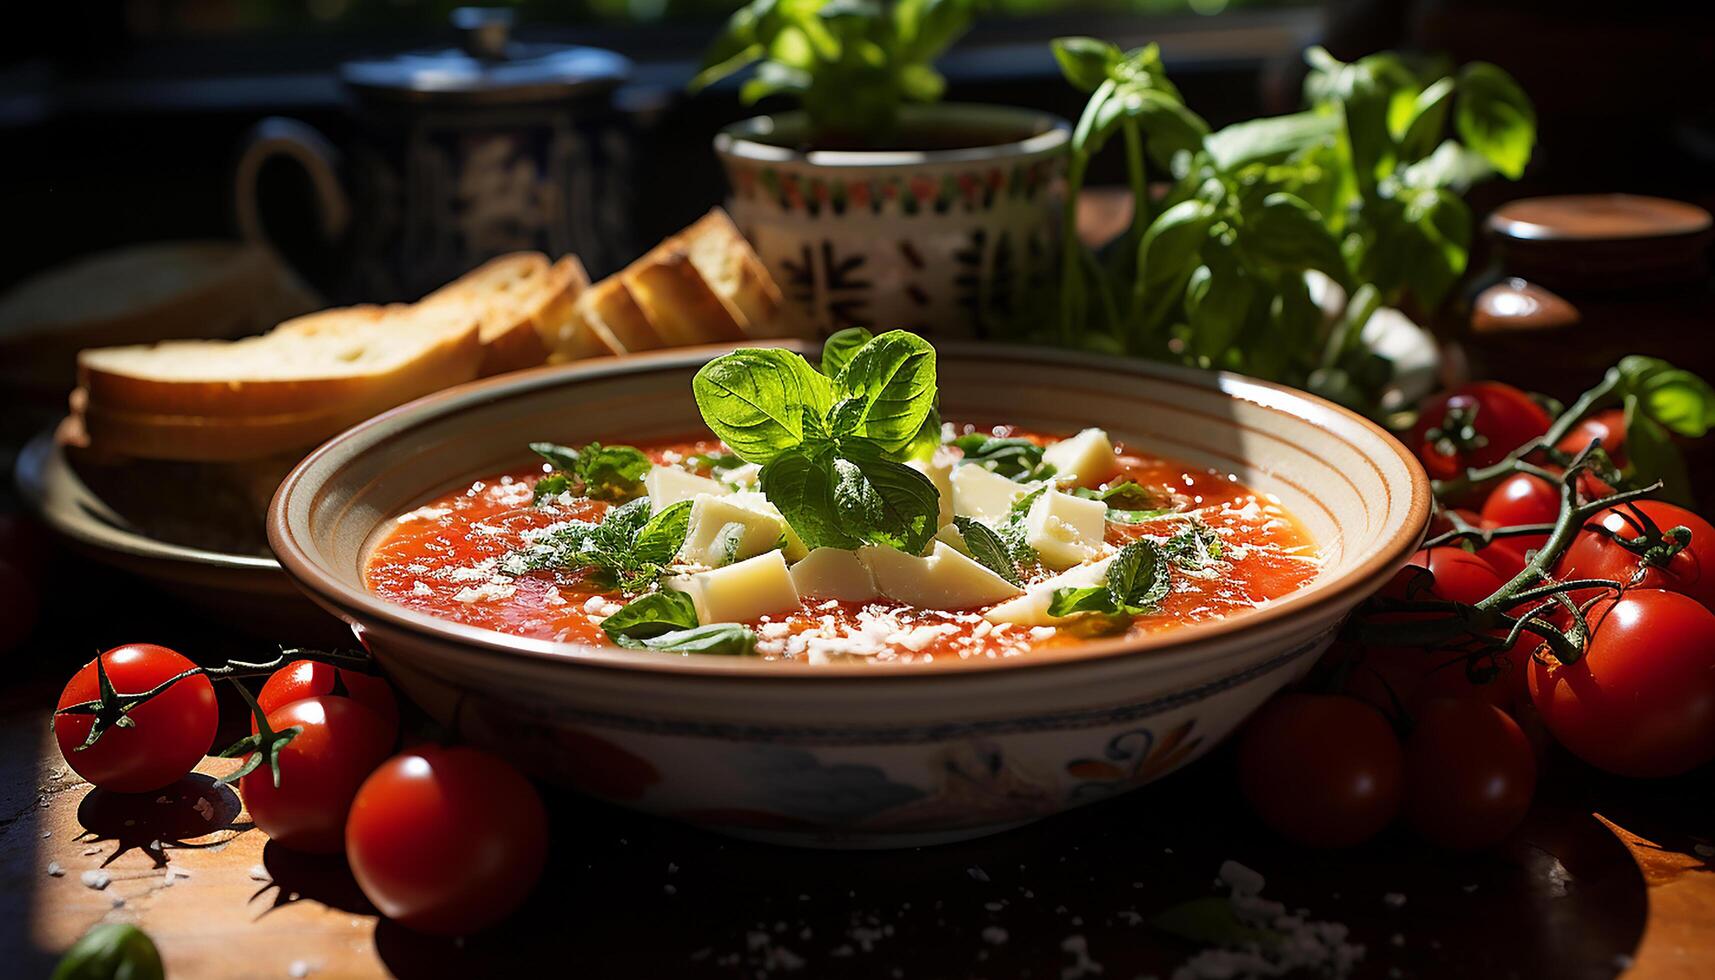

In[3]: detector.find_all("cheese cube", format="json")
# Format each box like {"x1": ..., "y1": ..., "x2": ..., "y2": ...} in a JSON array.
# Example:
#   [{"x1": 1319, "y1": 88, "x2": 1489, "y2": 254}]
[
  {"x1": 1042, "y1": 428, "x2": 1118, "y2": 487},
  {"x1": 725, "y1": 463, "x2": 762, "y2": 488},
  {"x1": 679, "y1": 493, "x2": 788, "y2": 567},
  {"x1": 858, "y1": 542, "x2": 1023, "y2": 609},
  {"x1": 730, "y1": 491, "x2": 808, "y2": 560},
  {"x1": 666, "y1": 551, "x2": 801, "y2": 624},
  {"x1": 790, "y1": 548, "x2": 880, "y2": 601},
  {"x1": 1024, "y1": 489, "x2": 1107, "y2": 570},
  {"x1": 907, "y1": 455, "x2": 955, "y2": 529},
  {"x1": 952, "y1": 464, "x2": 1030, "y2": 520},
  {"x1": 645, "y1": 465, "x2": 729, "y2": 512},
  {"x1": 983, "y1": 555, "x2": 1116, "y2": 626}
]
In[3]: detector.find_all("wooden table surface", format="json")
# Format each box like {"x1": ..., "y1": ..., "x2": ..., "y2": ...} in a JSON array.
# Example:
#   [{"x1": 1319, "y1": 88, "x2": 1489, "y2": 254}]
[{"x1": 2, "y1": 555, "x2": 1713, "y2": 980}]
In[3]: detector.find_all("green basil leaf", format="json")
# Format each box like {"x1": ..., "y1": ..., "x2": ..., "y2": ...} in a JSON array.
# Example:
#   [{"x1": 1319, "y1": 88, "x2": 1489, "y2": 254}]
[
  {"x1": 689, "y1": 0, "x2": 772, "y2": 93},
  {"x1": 615, "y1": 623, "x2": 758, "y2": 656},
  {"x1": 1623, "y1": 398, "x2": 1694, "y2": 507},
  {"x1": 1071, "y1": 481, "x2": 1160, "y2": 510},
  {"x1": 1106, "y1": 538, "x2": 1171, "y2": 610},
  {"x1": 52, "y1": 923, "x2": 165, "y2": 980},
  {"x1": 529, "y1": 441, "x2": 582, "y2": 473},
  {"x1": 1047, "y1": 584, "x2": 1113, "y2": 617},
  {"x1": 1104, "y1": 507, "x2": 1178, "y2": 525},
  {"x1": 1618, "y1": 356, "x2": 1715, "y2": 438},
  {"x1": 575, "y1": 442, "x2": 651, "y2": 501},
  {"x1": 1400, "y1": 140, "x2": 1494, "y2": 192},
  {"x1": 892, "y1": 0, "x2": 978, "y2": 65},
  {"x1": 533, "y1": 473, "x2": 572, "y2": 502},
  {"x1": 1123, "y1": 87, "x2": 1209, "y2": 169},
  {"x1": 832, "y1": 330, "x2": 938, "y2": 454},
  {"x1": 1205, "y1": 110, "x2": 1338, "y2": 171},
  {"x1": 820, "y1": 326, "x2": 874, "y2": 377},
  {"x1": 760, "y1": 447, "x2": 861, "y2": 551},
  {"x1": 903, "y1": 404, "x2": 944, "y2": 463},
  {"x1": 601, "y1": 590, "x2": 699, "y2": 642},
  {"x1": 1138, "y1": 200, "x2": 1217, "y2": 293},
  {"x1": 632, "y1": 499, "x2": 695, "y2": 566},
  {"x1": 1454, "y1": 62, "x2": 1536, "y2": 180},
  {"x1": 1395, "y1": 75, "x2": 1454, "y2": 162},
  {"x1": 1162, "y1": 521, "x2": 1225, "y2": 568},
  {"x1": 1184, "y1": 251, "x2": 1254, "y2": 360},
  {"x1": 1243, "y1": 192, "x2": 1346, "y2": 277},
  {"x1": 953, "y1": 516, "x2": 1021, "y2": 586},
  {"x1": 1052, "y1": 36, "x2": 1122, "y2": 92},
  {"x1": 1153, "y1": 896, "x2": 1285, "y2": 949},
  {"x1": 1071, "y1": 77, "x2": 1119, "y2": 155},
  {"x1": 835, "y1": 439, "x2": 941, "y2": 554},
  {"x1": 694, "y1": 348, "x2": 834, "y2": 463},
  {"x1": 952, "y1": 434, "x2": 1050, "y2": 480},
  {"x1": 1400, "y1": 188, "x2": 1471, "y2": 310},
  {"x1": 827, "y1": 396, "x2": 868, "y2": 436}
]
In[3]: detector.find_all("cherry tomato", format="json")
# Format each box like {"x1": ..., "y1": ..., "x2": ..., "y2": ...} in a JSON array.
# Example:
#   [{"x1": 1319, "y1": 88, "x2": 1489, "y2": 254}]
[
  {"x1": 1557, "y1": 501, "x2": 1715, "y2": 610},
  {"x1": 254, "y1": 660, "x2": 399, "y2": 742},
  {"x1": 1427, "y1": 510, "x2": 1529, "y2": 581},
  {"x1": 239, "y1": 696, "x2": 394, "y2": 854},
  {"x1": 1528, "y1": 590, "x2": 1715, "y2": 777},
  {"x1": 1479, "y1": 473, "x2": 1559, "y2": 553},
  {"x1": 1403, "y1": 699, "x2": 1537, "y2": 850},
  {"x1": 1236, "y1": 694, "x2": 1402, "y2": 847},
  {"x1": 346, "y1": 746, "x2": 548, "y2": 935},
  {"x1": 1410, "y1": 382, "x2": 1553, "y2": 482},
  {"x1": 54, "y1": 645, "x2": 218, "y2": 793},
  {"x1": 0, "y1": 558, "x2": 39, "y2": 654},
  {"x1": 1556, "y1": 408, "x2": 1628, "y2": 466}
]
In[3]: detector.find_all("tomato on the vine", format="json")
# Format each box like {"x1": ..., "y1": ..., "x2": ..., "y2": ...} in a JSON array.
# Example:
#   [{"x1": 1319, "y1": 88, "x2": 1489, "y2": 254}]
[
  {"x1": 1384, "y1": 547, "x2": 1506, "y2": 604},
  {"x1": 1555, "y1": 408, "x2": 1628, "y2": 465},
  {"x1": 1479, "y1": 473, "x2": 1559, "y2": 553},
  {"x1": 1410, "y1": 382, "x2": 1553, "y2": 481},
  {"x1": 1236, "y1": 694, "x2": 1402, "y2": 848},
  {"x1": 238, "y1": 696, "x2": 394, "y2": 854},
  {"x1": 254, "y1": 660, "x2": 399, "y2": 742},
  {"x1": 54, "y1": 645, "x2": 218, "y2": 793},
  {"x1": 1557, "y1": 501, "x2": 1715, "y2": 610},
  {"x1": 346, "y1": 746, "x2": 548, "y2": 935},
  {"x1": 1426, "y1": 510, "x2": 1530, "y2": 581},
  {"x1": 1403, "y1": 699, "x2": 1536, "y2": 850},
  {"x1": 1528, "y1": 590, "x2": 1715, "y2": 778}
]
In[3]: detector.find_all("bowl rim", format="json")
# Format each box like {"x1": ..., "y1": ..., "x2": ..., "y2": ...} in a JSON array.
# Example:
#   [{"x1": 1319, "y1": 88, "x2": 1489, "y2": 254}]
[
  {"x1": 714, "y1": 104, "x2": 1071, "y2": 170},
  {"x1": 268, "y1": 343, "x2": 1431, "y2": 683}
]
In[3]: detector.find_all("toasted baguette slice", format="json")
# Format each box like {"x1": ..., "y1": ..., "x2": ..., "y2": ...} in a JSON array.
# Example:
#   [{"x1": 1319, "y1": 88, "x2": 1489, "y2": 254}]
[
  {"x1": 422, "y1": 252, "x2": 578, "y2": 376},
  {"x1": 673, "y1": 209, "x2": 789, "y2": 338},
  {"x1": 584, "y1": 276, "x2": 663, "y2": 353},
  {"x1": 624, "y1": 250, "x2": 749, "y2": 346},
  {"x1": 79, "y1": 304, "x2": 481, "y2": 420},
  {"x1": 538, "y1": 257, "x2": 621, "y2": 362}
]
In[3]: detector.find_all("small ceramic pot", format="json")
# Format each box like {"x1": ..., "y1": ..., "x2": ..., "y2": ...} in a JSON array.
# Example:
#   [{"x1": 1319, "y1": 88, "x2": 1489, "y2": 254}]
[
  {"x1": 270, "y1": 344, "x2": 1430, "y2": 849},
  {"x1": 715, "y1": 104, "x2": 1070, "y2": 340}
]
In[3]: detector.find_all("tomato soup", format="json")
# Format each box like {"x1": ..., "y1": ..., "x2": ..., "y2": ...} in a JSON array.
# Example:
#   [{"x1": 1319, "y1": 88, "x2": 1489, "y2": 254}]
[{"x1": 364, "y1": 424, "x2": 1319, "y2": 664}]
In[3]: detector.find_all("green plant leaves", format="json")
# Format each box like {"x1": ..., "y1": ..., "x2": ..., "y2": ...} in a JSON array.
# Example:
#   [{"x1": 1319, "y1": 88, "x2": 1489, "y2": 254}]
[
  {"x1": 1052, "y1": 36, "x2": 1121, "y2": 92},
  {"x1": 822, "y1": 327, "x2": 875, "y2": 379},
  {"x1": 1394, "y1": 75, "x2": 1454, "y2": 162},
  {"x1": 952, "y1": 516, "x2": 1021, "y2": 585},
  {"x1": 831, "y1": 329, "x2": 938, "y2": 452},
  {"x1": 761, "y1": 446, "x2": 859, "y2": 550},
  {"x1": 601, "y1": 590, "x2": 699, "y2": 642},
  {"x1": 952, "y1": 434, "x2": 1052, "y2": 481},
  {"x1": 502, "y1": 495, "x2": 691, "y2": 592},
  {"x1": 632, "y1": 500, "x2": 696, "y2": 566},
  {"x1": 614, "y1": 623, "x2": 759, "y2": 655},
  {"x1": 52, "y1": 923, "x2": 165, "y2": 980},
  {"x1": 833, "y1": 440, "x2": 941, "y2": 554},
  {"x1": 1454, "y1": 62, "x2": 1536, "y2": 179},
  {"x1": 1243, "y1": 193, "x2": 1346, "y2": 278},
  {"x1": 1048, "y1": 538, "x2": 1171, "y2": 619},
  {"x1": 693, "y1": 348, "x2": 834, "y2": 463},
  {"x1": 1618, "y1": 356, "x2": 1715, "y2": 438},
  {"x1": 1204, "y1": 111, "x2": 1337, "y2": 171}
]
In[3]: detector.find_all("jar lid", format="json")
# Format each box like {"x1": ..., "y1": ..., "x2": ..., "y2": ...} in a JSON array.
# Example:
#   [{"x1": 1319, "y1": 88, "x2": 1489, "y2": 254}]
[
  {"x1": 1486, "y1": 194, "x2": 1712, "y2": 290},
  {"x1": 341, "y1": 7, "x2": 630, "y2": 106}
]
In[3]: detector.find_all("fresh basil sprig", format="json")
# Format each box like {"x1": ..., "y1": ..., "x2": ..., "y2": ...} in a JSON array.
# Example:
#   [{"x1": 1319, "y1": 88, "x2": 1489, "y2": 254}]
[
  {"x1": 1161, "y1": 521, "x2": 1225, "y2": 569},
  {"x1": 1048, "y1": 538, "x2": 1172, "y2": 619},
  {"x1": 601, "y1": 590, "x2": 699, "y2": 642},
  {"x1": 952, "y1": 516, "x2": 1022, "y2": 586},
  {"x1": 530, "y1": 441, "x2": 652, "y2": 503},
  {"x1": 952, "y1": 434, "x2": 1056, "y2": 482},
  {"x1": 503, "y1": 497, "x2": 693, "y2": 593},
  {"x1": 694, "y1": 331, "x2": 943, "y2": 555},
  {"x1": 52, "y1": 923, "x2": 164, "y2": 980},
  {"x1": 614, "y1": 623, "x2": 758, "y2": 656}
]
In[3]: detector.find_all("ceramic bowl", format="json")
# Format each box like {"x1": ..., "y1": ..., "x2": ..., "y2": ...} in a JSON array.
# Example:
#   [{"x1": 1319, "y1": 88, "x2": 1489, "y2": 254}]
[{"x1": 269, "y1": 343, "x2": 1430, "y2": 849}]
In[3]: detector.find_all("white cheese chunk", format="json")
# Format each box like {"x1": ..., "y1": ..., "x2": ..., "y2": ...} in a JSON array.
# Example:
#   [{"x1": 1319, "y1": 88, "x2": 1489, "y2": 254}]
[
  {"x1": 666, "y1": 551, "x2": 801, "y2": 624},
  {"x1": 731, "y1": 491, "x2": 808, "y2": 560},
  {"x1": 1043, "y1": 428, "x2": 1118, "y2": 487},
  {"x1": 725, "y1": 463, "x2": 762, "y2": 488},
  {"x1": 934, "y1": 522, "x2": 970, "y2": 554},
  {"x1": 983, "y1": 555, "x2": 1116, "y2": 626},
  {"x1": 907, "y1": 455, "x2": 955, "y2": 529},
  {"x1": 679, "y1": 493, "x2": 788, "y2": 567},
  {"x1": 1024, "y1": 489, "x2": 1107, "y2": 570},
  {"x1": 952, "y1": 464, "x2": 1031, "y2": 520},
  {"x1": 789, "y1": 548, "x2": 880, "y2": 601},
  {"x1": 645, "y1": 465, "x2": 729, "y2": 512},
  {"x1": 858, "y1": 542, "x2": 1023, "y2": 610}
]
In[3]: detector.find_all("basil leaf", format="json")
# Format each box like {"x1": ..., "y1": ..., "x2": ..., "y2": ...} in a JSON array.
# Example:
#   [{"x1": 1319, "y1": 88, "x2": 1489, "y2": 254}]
[
  {"x1": 953, "y1": 434, "x2": 1050, "y2": 481},
  {"x1": 1624, "y1": 398, "x2": 1695, "y2": 508},
  {"x1": 832, "y1": 330, "x2": 938, "y2": 454},
  {"x1": 693, "y1": 348, "x2": 834, "y2": 463},
  {"x1": 1395, "y1": 75, "x2": 1454, "y2": 162},
  {"x1": 614, "y1": 623, "x2": 758, "y2": 656},
  {"x1": 1618, "y1": 356, "x2": 1715, "y2": 438},
  {"x1": 760, "y1": 448, "x2": 862, "y2": 551},
  {"x1": 532, "y1": 473, "x2": 571, "y2": 502},
  {"x1": 1107, "y1": 538, "x2": 1172, "y2": 609},
  {"x1": 1052, "y1": 36, "x2": 1121, "y2": 93},
  {"x1": 1123, "y1": 86, "x2": 1209, "y2": 169},
  {"x1": 828, "y1": 396, "x2": 868, "y2": 436},
  {"x1": 529, "y1": 441, "x2": 582, "y2": 473},
  {"x1": 1162, "y1": 522, "x2": 1224, "y2": 569},
  {"x1": 1153, "y1": 896, "x2": 1284, "y2": 949},
  {"x1": 835, "y1": 439, "x2": 941, "y2": 554},
  {"x1": 1400, "y1": 188, "x2": 1471, "y2": 310},
  {"x1": 903, "y1": 405, "x2": 944, "y2": 463},
  {"x1": 601, "y1": 590, "x2": 699, "y2": 642},
  {"x1": 575, "y1": 442, "x2": 651, "y2": 501},
  {"x1": 1072, "y1": 481, "x2": 1160, "y2": 510},
  {"x1": 1400, "y1": 140, "x2": 1494, "y2": 193},
  {"x1": 1184, "y1": 250, "x2": 1254, "y2": 360},
  {"x1": 820, "y1": 326, "x2": 874, "y2": 377},
  {"x1": 996, "y1": 485, "x2": 1049, "y2": 565},
  {"x1": 1242, "y1": 193, "x2": 1346, "y2": 278},
  {"x1": 1105, "y1": 507, "x2": 1178, "y2": 525},
  {"x1": 52, "y1": 923, "x2": 165, "y2": 980},
  {"x1": 632, "y1": 499, "x2": 695, "y2": 566},
  {"x1": 1454, "y1": 62, "x2": 1535, "y2": 179},
  {"x1": 1204, "y1": 110, "x2": 1338, "y2": 171},
  {"x1": 953, "y1": 516, "x2": 1021, "y2": 586},
  {"x1": 1047, "y1": 584, "x2": 1113, "y2": 618}
]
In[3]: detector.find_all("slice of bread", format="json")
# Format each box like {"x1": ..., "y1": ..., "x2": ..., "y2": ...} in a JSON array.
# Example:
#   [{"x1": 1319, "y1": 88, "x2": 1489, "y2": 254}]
[
  {"x1": 79, "y1": 304, "x2": 482, "y2": 420},
  {"x1": 583, "y1": 276, "x2": 663, "y2": 353},
  {"x1": 421, "y1": 252, "x2": 577, "y2": 376},
  {"x1": 673, "y1": 209, "x2": 788, "y2": 337},
  {"x1": 624, "y1": 249, "x2": 749, "y2": 346}
]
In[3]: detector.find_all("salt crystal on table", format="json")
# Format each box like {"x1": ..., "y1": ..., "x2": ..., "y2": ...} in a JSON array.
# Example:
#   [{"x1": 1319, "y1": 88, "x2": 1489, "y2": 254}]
[
  {"x1": 1218, "y1": 860, "x2": 1265, "y2": 897},
  {"x1": 46, "y1": 862, "x2": 64, "y2": 877},
  {"x1": 967, "y1": 866, "x2": 990, "y2": 882},
  {"x1": 248, "y1": 865, "x2": 272, "y2": 882},
  {"x1": 288, "y1": 960, "x2": 312, "y2": 978},
  {"x1": 81, "y1": 847, "x2": 101, "y2": 857},
  {"x1": 981, "y1": 926, "x2": 1009, "y2": 945},
  {"x1": 1383, "y1": 892, "x2": 1407, "y2": 908},
  {"x1": 81, "y1": 870, "x2": 111, "y2": 890}
]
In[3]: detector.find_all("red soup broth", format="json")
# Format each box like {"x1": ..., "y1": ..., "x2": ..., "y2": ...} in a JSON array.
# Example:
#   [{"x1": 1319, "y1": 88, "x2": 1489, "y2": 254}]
[{"x1": 364, "y1": 426, "x2": 1320, "y2": 664}]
